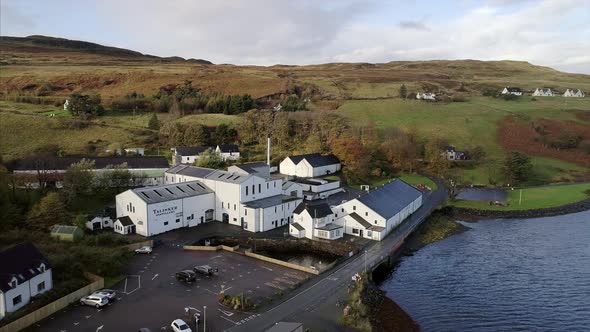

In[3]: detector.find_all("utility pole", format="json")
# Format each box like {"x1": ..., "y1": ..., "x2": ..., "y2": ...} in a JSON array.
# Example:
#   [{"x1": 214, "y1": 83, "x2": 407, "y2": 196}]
[
  {"x1": 519, "y1": 189, "x2": 523, "y2": 205},
  {"x1": 203, "y1": 305, "x2": 207, "y2": 332}
]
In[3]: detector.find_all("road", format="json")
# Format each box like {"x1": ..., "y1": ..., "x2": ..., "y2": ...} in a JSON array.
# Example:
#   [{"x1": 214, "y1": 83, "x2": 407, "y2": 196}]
[{"x1": 228, "y1": 181, "x2": 447, "y2": 331}]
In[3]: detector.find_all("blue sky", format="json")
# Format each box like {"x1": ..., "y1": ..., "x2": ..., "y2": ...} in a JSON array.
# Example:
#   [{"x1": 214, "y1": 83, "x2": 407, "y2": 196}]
[{"x1": 2, "y1": 0, "x2": 589, "y2": 73}]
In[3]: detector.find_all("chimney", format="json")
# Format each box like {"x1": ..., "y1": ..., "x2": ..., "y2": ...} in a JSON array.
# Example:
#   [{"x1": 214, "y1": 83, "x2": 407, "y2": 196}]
[{"x1": 267, "y1": 135, "x2": 271, "y2": 166}]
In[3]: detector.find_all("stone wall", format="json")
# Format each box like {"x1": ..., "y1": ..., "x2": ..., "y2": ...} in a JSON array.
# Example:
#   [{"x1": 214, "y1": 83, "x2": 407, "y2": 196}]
[{"x1": 452, "y1": 198, "x2": 590, "y2": 220}]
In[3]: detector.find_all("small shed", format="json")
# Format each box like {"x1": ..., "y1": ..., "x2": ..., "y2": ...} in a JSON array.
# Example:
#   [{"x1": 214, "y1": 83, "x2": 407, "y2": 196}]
[{"x1": 51, "y1": 225, "x2": 84, "y2": 242}]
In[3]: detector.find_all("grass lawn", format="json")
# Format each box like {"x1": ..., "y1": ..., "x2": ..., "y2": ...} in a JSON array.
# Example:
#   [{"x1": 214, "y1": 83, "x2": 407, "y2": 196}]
[{"x1": 451, "y1": 183, "x2": 590, "y2": 210}]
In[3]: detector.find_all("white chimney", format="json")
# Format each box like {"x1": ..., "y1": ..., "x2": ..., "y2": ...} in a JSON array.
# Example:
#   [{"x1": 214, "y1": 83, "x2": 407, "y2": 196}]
[{"x1": 267, "y1": 135, "x2": 271, "y2": 166}]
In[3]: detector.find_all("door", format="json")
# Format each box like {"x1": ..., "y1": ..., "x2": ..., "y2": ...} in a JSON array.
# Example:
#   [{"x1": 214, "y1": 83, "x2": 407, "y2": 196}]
[
  {"x1": 222, "y1": 213, "x2": 229, "y2": 223},
  {"x1": 205, "y1": 209, "x2": 214, "y2": 221},
  {"x1": 241, "y1": 217, "x2": 244, "y2": 228},
  {"x1": 359, "y1": 229, "x2": 364, "y2": 238}
]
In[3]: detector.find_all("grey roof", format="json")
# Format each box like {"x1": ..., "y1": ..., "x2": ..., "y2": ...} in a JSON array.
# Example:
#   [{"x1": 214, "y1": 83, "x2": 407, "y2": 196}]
[
  {"x1": 205, "y1": 170, "x2": 252, "y2": 184},
  {"x1": 293, "y1": 202, "x2": 333, "y2": 218},
  {"x1": 243, "y1": 195, "x2": 301, "y2": 209},
  {"x1": 14, "y1": 156, "x2": 169, "y2": 171},
  {"x1": 505, "y1": 87, "x2": 522, "y2": 92},
  {"x1": 116, "y1": 216, "x2": 134, "y2": 227},
  {"x1": 315, "y1": 223, "x2": 343, "y2": 231},
  {"x1": 231, "y1": 162, "x2": 270, "y2": 177},
  {"x1": 287, "y1": 153, "x2": 340, "y2": 168},
  {"x1": 0, "y1": 243, "x2": 51, "y2": 292},
  {"x1": 166, "y1": 165, "x2": 216, "y2": 178},
  {"x1": 173, "y1": 146, "x2": 212, "y2": 156},
  {"x1": 349, "y1": 212, "x2": 372, "y2": 229},
  {"x1": 217, "y1": 144, "x2": 239, "y2": 153},
  {"x1": 356, "y1": 179, "x2": 422, "y2": 219},
  {"x1": 291, "y1": 223, "x2": 304, "y2": 231},
  {"x1": 131, "y1": 181, "x2": 212, "y2": 204},
  {"x1": 51, "y1": 225, "x2": 81, "y2": 234}
]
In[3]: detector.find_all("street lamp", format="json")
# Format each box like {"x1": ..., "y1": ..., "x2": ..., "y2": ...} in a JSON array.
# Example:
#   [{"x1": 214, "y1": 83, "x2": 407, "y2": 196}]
[{"x1": 203, "y1": 305, "x2": 207, "y2": 332}]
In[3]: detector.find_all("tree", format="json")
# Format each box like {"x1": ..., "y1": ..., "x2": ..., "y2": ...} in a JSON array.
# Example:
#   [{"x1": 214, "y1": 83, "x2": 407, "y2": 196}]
[
  {"x1": 95, "y1": 163, "x2": 133, "y2": 193},
  {"x1": 183, "y1": 124, "x2": 210, "y2": 146},
  {"x1": 73, "y1": 214, "x2": 88, "y2": 231},
  {"x1": 62, "y1": 159, "x2": 95, "y2": 204},
  {"x1": 195, "y1": 149, "x2": 226, "y2": 169},
  {"x1": 213, "y1": 124, "x2": 238, "y2": 144},
  {"x1": 330, "y1": 135, "x2": 370, "y2": 183},
  {"x1": 27, "y1": 192, "x2": 69, "y2": 230},
  {"x1": 66, "y1": 93, "x2": 104, "y2": 117},
  {"x1": 399, "y1": 84, "x2": 408, "y2": 99},
  {"x1": 503, "y1": 151, "x2": 533, "y2": 185},
  {"x1": 424, "y1": 141, "x2": 450, "y2": 176},
  {"x1": 470, "y1": 146, "x2": 487, "y2": 162},
  {"x1": 147, "y1": 113, "x2": 160, "y2": 130}
]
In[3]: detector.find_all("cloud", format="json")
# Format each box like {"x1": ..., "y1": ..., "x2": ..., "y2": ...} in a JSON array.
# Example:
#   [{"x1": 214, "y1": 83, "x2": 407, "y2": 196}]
[{"x1": 398, "y1": 21, "x2": 429, "y2": 31}]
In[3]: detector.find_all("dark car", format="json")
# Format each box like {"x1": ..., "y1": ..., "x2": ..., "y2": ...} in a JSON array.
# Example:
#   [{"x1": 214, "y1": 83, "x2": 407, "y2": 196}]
[
  {"x1": 176, "y1": 270, "x2": 196, "y2": 283},
  {"x1": 193, "y1": 265, "x2": 218, "y2": 277}
]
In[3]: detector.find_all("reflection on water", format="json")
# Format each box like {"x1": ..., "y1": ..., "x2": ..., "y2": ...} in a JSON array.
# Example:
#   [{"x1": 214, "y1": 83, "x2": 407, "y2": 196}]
[{"x1": 380, "y1": 210, "x2": 590, "y2": 332}]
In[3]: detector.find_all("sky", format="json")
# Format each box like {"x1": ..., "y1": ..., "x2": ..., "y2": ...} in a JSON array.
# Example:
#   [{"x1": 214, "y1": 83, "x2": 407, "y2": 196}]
[{"x1": 2, "y1": 0, "x2": 590, "y2": 73}]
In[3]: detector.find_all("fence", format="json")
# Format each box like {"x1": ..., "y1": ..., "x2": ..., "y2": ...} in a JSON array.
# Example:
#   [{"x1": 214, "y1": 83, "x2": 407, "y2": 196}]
[{"x1": 0, "y1": 273, "x2": 104, "y2": 332}]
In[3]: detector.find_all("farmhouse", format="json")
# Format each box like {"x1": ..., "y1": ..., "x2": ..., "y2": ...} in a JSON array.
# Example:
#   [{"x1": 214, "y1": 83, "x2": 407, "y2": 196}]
[
  {"x1": 115, "y1": 181, "x2": 214, "y2": 237},
  {"x1": 0, "y1": 243, "x2": 53, "y2": 321},
  {"x1": 279, "y1": 153, "x2": 341, "y2": 178},
  {"x1": 333, "y1": 179, "x2": 422, "y2": 241},
  {"x1": 532, "y1": 88, "x2": 554, "y2": 97},
  {"x1": 13, "y1": 156, "x2": 169, "y2": 188},
  {"x1": 501, "y1": 87, "x2": 523, "y2": 96},
  {"x1": 170, "y1": 146, "x2": 211, "y2": 165},
  {"x1": 563, "y1": 89, "x2": 585, "y2": 98},
  {"x1": 164, "y1": 164, "x2": 303, "y2": 233},
  {"x1": 416, "y1": 92, "x2": 436, "y2": 100},
  {"x1": 290, "y1": 203, "x2": 343, "y2": 240},
  {"x1": 443, "y1": 146, "x2": 467, "y2": 161},
  {"x1": 216, "y1": 144, "x2": 240, "y2": 160}
]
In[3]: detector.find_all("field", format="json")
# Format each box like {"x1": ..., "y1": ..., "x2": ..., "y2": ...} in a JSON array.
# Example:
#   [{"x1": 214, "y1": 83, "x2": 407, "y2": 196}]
[{"x1": 451, "y1": 183, "x2": 590, "y2": 210}]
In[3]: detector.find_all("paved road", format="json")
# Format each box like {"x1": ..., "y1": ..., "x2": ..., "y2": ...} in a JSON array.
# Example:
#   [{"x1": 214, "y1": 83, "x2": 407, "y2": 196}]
[{"x1": 228, "y1": 182, "x2": 447, "y2": 331}]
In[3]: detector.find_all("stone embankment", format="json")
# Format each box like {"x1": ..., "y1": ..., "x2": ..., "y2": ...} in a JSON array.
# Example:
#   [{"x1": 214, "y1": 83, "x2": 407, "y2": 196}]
[{"x1": 452, "y1": 198, "x2": 590, "y2": 221}]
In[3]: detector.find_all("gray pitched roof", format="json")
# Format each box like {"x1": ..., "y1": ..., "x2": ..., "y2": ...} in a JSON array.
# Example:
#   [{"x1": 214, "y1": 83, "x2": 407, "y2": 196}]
[
  {"x1": 291, "y1": 223, "x2": 304, "y2": 231},
  {"x1": 116, "y1": 216, "x2": 134, "y2": 227},
  {"x1": 131, "y1": 181, "x2": 212, "y2": 204},
  {"x1": 51, "y1": 225, "x2": 81, "y2": 234},
  {"x1": 231, "y1": 162, "x2": 270, "y2": 177},
  {"x1": 14, "y1": 156, "x2": 169, "y2": 171},
  {"x1": 356, "y1": 179, "x2": 422, "y2": 219},
  {"x1": 293, "y1": 202, "x2": 333, "y2": 218},
  {"x1": 0, "y1": 243, "x2": 51, "y2": 292},
  {"x1": 349, "y1": 212, "x2": 372, "y2": 229},
  {"x1": 287, "y1": 153, "x2": 340, "y2": 167},
  {"x1": 217, "y1": 144, "x2": 239, "y2": 153},
  {"x1": 166, "y1": 165, "x2": 216, "y2": 178},
  {"x1": 243, "y1": 195, "x2": 301, "y2": 209},
  {"x1": 205, "y1": 170, "x2": 252, "y2": 184},
  {"x1": 173, "y1": 146, "x2": 212, "y2": 156}
]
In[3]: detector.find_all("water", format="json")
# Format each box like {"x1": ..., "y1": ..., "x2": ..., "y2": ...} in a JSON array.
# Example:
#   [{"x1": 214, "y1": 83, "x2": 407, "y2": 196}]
[{"x1": 380, "y1": 210, "x2": 590, "y2": 332}]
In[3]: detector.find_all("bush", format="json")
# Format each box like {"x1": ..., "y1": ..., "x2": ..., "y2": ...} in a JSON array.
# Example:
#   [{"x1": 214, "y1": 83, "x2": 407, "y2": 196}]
[{"x1": 502, "y1": 94, "x2": 519, "y2": 101}]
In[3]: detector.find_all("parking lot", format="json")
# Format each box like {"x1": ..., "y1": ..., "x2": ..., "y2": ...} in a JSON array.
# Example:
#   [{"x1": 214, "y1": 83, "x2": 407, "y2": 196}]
[{"x1": 28, "y1": 243, "x2": 311, "y2": 332}]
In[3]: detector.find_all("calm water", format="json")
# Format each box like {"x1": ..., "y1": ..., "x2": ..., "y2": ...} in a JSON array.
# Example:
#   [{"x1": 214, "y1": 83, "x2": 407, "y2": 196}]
[{"x1": 381, "y1": 210, "x2": 590, "y2": 332}]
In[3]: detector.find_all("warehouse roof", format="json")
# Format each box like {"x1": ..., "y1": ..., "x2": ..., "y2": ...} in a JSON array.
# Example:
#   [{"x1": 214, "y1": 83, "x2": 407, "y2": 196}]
[
  {"x1": 286, "y1": 153, "x2": 340, "y2": 167},
  {"x1": 14, "y1": 156, "x2": 169, "y2": 171},
  {"x1": 172, "y1": 146, "x2": 212, "y2": 156},
  {"x1": 356, "y1": 179, "x2": 422, "y2": 219},
  {"x1": 293, "y1": 202, "x2": 333, "y2": 218},
  {"x1": 217, "y1": 144, "x2": 239, "y2": 153},
  {"x1": 243, "y1": 195, "x2": 301, "y2": 209},
  {"x1": 166, "y1": 165, "x2": 216, "y2": 179},
  {"x1": 0, "y1": 243, "x2": 51, "y2": 292},
  {"x1": 131, "y1": 181, "x2": 212, "y2": 204},
  {"x1": 205, "y1": 170, "x2": 252, "y2": 184},
  {"x1": 230, "y1": 162, "x2": 270, "y2": 177}
]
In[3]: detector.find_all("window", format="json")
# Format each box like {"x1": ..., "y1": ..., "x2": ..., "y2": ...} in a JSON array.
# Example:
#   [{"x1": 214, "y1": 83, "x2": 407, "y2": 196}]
[
  {"x1": 243, "y1": 222, "x2": 248, "y2": 229},
  {"x1": 246, "y1": 186, "x2": 249, "y2": 195},
  {"x1": 365, "y1": 212, "x2": 368, "y2": 217},
  {"x1": 245, "y1": 209, "x2": 247, "y2": 216},
  {"x1": 252, "y1": 185, "x2": 255, "y2": 194},
  {"x1": 367, "y1": 230, "x2": 373, "y2": 237},
  {"x1": 233, "y1": 218, "x2": 237, "y2": 221},
  {"x1": 274, "y1": 182, "x2": 276, "y2": 188},
  {"x1": 13, "y1": 295, "x2": 22, "y2": 306},
  {"x1": 176, "y1": 218, "x2": 180, "y2": 223},
  {"x1": 164, "y1": 221, "x2": 169, "y2": 226},
  {"x1": 37, "y1": 281, "x2": 46, "y2": 292},
  {"x1": 133, "y1": 206, "x2": 135, "y2": 213},
  {"x1": 352, "y1": 228, "x2": 359, "y2": 234},
  {"x1": 221, "y1": 202, "x2": 224, "y2": 208},
  {"x1": 234, "y1": 204, "x2": 236, "y2": 211},
  {"x1": 335, "y1": 214, "x2": 338, "y2": 218},
  {"x1": 342, "y1": 208, "x2": 344, "y2": 212},
  {"x1": 353, "y1": 206, "x2": 356, "y2": 211},
  {"x1": 275, "y1": 206, "x2": 277, "y2": 213},
  {"x1": 39, "y1": 264, "x2": 45, "y2": 273},
  {"x1": 374, "y1": 220, "x2": 378, "y2": 224},
  {"x1": 10, "y1": 279, "x2": 17, "y2": 288},
  {"x1": 200, "y1": 216, "x2": 204, "y2": 223},
  {"x1": 258, "y1": 184, "x2": 261, "y2": 193}
]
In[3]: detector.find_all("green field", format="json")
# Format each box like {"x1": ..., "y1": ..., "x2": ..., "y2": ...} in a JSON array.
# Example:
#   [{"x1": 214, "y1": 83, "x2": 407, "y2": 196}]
[
  {"x1": 336, "y1": 97, "x2": 590, "y2": 185},
  {"x1": 451, "y1": 183, "x2": 590, "y2": 210}
]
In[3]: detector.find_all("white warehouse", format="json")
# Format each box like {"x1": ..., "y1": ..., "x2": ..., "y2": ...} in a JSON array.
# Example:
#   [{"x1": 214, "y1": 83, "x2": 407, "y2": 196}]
[
  {"x1": 115, "y1": 181, "x2": 215, "y2": 237},
  {"x1": 334, "y1": 179, "x2": 423, "y2": 241},
  {"x1": 279, "y1": 153, "x2": 341, "y2": 178}
]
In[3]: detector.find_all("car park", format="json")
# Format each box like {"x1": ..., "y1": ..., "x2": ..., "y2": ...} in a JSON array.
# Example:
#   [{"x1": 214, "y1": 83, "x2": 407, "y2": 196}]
[
  {"x1": 80, "y1": 294, "x2": 109, "y2": 308},
  {"x1": 92, "y1": 289, "x2": 117, "y2": 301},
  {"x1": 175, "y1": 270, "x2": 196, "y2": 283},
  {"x1": 171, "y1": 319, "x2": 192, "y2": 332},
  {"x1": 193, "y1": 264, "x2": 217, "y2": 277},
  {"x1": 135, "y1": 246, "x2": 153, "y2": 254}
]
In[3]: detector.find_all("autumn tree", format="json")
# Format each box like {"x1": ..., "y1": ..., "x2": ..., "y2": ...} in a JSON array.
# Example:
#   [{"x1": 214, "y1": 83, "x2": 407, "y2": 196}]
[
  {"x1": 331, "y1": 135, "x2": 370, "y2": 183},
  {"x1": 62, "y1": 159, "x2": 95, "y2": 204},
  {"x1": 27, "y1": 192, "x2": 69, "y2": 230},
  {"x1": 195, "y1": 149, "x2": 226, "y2": 169},
  {"x1": 424, "y1": 141, "x2": 450, "y2": 176},
  {"x1": 183, "y1": 124, "x2": 210, "y2": 146}
]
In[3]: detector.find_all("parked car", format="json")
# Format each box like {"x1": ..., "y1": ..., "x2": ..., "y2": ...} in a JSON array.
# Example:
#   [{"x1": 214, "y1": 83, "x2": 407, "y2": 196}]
[
  {"x1": 171, "y1": 319, "x2": 192, "y2": 332},
  {"x1": 80, "y1": 294, "x2": 109, "y2": 308},
  {"x1": 92, "y1": 289, "x2": 117, "y2": 302},
  {"x1": 193, "y1": 265, "x2": 217, "y2": 277},
  {"x1": 175, "y1": 270, "x2": 196, "y2": 283},
  {"x1": 135, "y1": 246, "x2": 152, "y2": 254}
]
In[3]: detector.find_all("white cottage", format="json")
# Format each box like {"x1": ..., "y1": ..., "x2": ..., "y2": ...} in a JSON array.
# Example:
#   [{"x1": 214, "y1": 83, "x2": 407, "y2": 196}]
[
  {"x1": 333, "y1": 179, "x2": 423, "y2": 241},
  {"x1": 563, "y1": 89, "x2": 585, "y2": 98},
  {"x1": 279, "y1": 153, "x2": 341, "y2": 178},
  {"x1": 532, "y1": 88, "x2": 554, "y2": 97},
  {"x1": 501, "y1": 87, "x2": 523, "y2": 96},
  {"x1": 290, "y1": 203, "x2": 343, "y2": 240},
  {"x1": 416, "y1": 92, "x2": 436, "y2": 100},
  {"x1": 0, "y1": 243, "x2": 53, "y2": 321},
  {"x1": 216, "y1": 145, "x2": 240, "y2": 161}
]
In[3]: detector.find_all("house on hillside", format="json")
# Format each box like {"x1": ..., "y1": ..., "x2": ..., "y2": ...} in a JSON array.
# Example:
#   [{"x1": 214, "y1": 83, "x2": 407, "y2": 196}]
[
  {"x1": 532, "y1": 88, "x2": 554, "y2": 97},
  {"x1": 443, "y1": 146, "x2": 467, "y2": 161},
  {"x1": 416, "y1": 92, "x2": 436, "y2": 100},
  {"x1": 290, "y1": 203, "x2": 343, "y2": 240},
  {"x1": 279, "y1": 153, "x2": 341, "y2": 178},
  {"x1": 216, "y1": 145, "x2": 240, "y2": 161},
  {"x1": 501, "y1": 87, "x2": 523, "y2": 96},
  {"x1": 124, "y1": 148, "x2": 145, "y2": 156},
  {"x1": 170, "y1": 146, "x2": 211, "y2": 165},
  {"x1": 563, "y1": 89, "x2": 585, "y2": 98},
  {"x1": 0, "y1": 243, "x2": 53, "y2": 320},
  {"x1": 333, "y1": 179, "x2": 423, "y2": 241}
]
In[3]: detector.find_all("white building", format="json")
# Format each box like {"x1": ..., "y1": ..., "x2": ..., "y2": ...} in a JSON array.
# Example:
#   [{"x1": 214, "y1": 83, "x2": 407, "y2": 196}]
[
  {"x1": 292, "y1": 178, "x2": 343, "y2": 201},
  {"x1": 563, "y1": 89, "x2": 585, "y2": 98},
  {"x1": 170, "y1": 146, "x2": 211, "y2": 166},
  {"x1": 442, "y1": 146, "x2": 467, "y2": 161},
  {"x1": 164, "y1": 165, "x2": 303, "y2": 233},
  {"x1": 333, "y1": 179, "x2": 423, "y2": 241},
  {"x1": 416, "y1": 92, "x2": 436, "y2": 100},
  {"x1": 290, "y1": 203, "x2": 343, "y2": 240},
  {"x1": 532, "y1": 88, "x2": 554, "y2": 97},
  {"x1": 86, "y1": 207, "x2": 116, "y2": 231},
  {"x1": 115, "y1": 181, "x2": 215, "y2": 237},
  {"x1": 124, "y1": 148, "x2": 145, "y2": 156},
  {"x1": 279, "y1": 153, "x2": 341, "y2": 178},
  {"x1": 282, "y1": 181, "x2": 304, "y2": 199},
  {"x1": 501, "y1": 87, "x2": 523, "y2": 96},
  {"x1": 216, "y1": 144, "x2": 240, "y2": 161},
  {"x1": 0, "y1": 243, "x2": 53, "y2": 321}
]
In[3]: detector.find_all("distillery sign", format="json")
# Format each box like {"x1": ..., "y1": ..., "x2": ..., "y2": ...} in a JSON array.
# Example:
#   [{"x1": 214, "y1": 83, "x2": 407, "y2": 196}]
[{"x1": 153, "y1": 206, "x2": 178, "y2": 216}]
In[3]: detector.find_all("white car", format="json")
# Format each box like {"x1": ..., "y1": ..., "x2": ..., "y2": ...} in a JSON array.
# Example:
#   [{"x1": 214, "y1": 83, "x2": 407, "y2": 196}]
[
  {"x1": 80, "y1": 294, "x2": 109, "y2": 308},
  {"x1": 92, "y1": 289, "x2": 117, "y2": 301},
  {"x1": 171, "y1": 319, "x2": 192, "y2": 332},
  {"x1": 135, "y1": 246, "x2": 152, "y2": 254}
]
